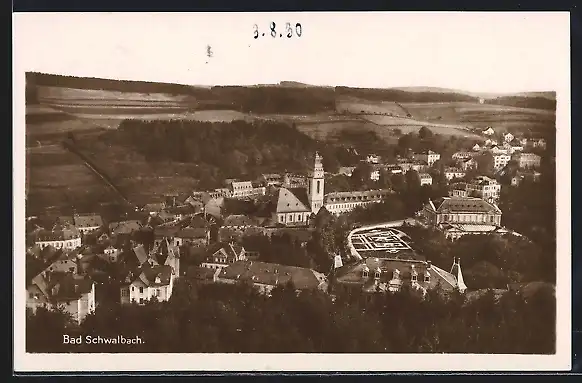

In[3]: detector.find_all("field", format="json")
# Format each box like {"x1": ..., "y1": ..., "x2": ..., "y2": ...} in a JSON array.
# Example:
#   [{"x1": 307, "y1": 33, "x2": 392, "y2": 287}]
[
  {"x1": 336, "y1": 96, "x2": 409, "y2": 116},
  {"x1": 25, "y1": 145, "x2": 119, "y2": 216},
  {"x1": 401, "y1": 102, "x2": 555, "y2": 134},
  {"x1": 295, "y1": 120, "x2": 400, "y2": 145}
]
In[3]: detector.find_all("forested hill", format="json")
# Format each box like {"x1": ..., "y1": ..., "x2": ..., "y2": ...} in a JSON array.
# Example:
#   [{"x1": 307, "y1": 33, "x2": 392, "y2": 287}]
[
  {"x1": 335, "y1": 86, "x2": 480, "y2": 103},
  {"x1": 484, "y1": 95, "x2": 557, "y2": 111},
  {"x1": 99, "y1": 119, "x2": 349, "y2": 185}
]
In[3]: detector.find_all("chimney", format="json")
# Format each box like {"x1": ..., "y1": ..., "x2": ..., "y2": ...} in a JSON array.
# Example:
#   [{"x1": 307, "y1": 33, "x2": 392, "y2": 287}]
[{"x1": 427, "y1": 260, "x2": 432, "y2": 269}]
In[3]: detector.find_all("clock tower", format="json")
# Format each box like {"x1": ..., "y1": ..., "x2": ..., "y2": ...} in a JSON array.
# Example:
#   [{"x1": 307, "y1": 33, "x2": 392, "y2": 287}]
[{"x1": 307, "y1": 152, "x2": 325, "y2": 214}]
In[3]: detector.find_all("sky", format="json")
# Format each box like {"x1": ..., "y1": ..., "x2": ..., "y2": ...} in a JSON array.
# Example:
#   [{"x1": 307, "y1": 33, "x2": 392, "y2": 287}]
[{"x1": 14, "y1": 12, "x2": 569, "y2": 93}]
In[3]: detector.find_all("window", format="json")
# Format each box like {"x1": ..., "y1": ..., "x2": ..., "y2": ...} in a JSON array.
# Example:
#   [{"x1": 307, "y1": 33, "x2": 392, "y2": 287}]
[
  {"x1": 362, "y1": 269, "x2": 369, "y2": 278},
  {"x1": 317, "y1": 180, "x2": 321, "y2": 194},
  {"x1": 424, "y1": 273, "x2": 430, "y2": 283},
  {"x1": 374, "y1": 271, "x2": 381, "y2": 279},
  {"x1": 139, "y1": 287, "x2": 144, "y2": 294},
  {"x1": 139, "y1": 298, "x2": 143, "y2": 304},
  {"x1": 411, "y1": 274, "x2": 418, "y2": 282},
  {"x1": 131, "y1": 286, "x2": 135, "y2": 292},
  {"x1": 121, "y1": 289, "x2": 129, "y2": 297},
  {"x1": 280, "y1": 215, "x2": 284, "y2": 223}
]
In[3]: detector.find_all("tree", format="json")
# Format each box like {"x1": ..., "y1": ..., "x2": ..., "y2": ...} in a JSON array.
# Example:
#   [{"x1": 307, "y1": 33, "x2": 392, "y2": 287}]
[
  {"x1": 418, "y1": 126, "x2": 434, "y2": 140},
  {"x1": 475, "y1": 152, "x2": 494, "y2": 174}
]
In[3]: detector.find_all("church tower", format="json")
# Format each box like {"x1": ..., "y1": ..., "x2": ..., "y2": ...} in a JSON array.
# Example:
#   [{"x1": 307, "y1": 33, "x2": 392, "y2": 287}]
[{"x1": 307, "y1": 151, "x2": 325, "y2": 214}]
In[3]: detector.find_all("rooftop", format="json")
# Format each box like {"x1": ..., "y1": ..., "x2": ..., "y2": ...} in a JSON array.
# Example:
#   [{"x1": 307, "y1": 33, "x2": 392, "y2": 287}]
[
  {"x1": 73, "y1": 214, "x2": 103, "y2": 228},
  {"x1": 219, "y1": 260, "x2": 325, "y2": 290},
  {"x1": 428, "y1": 197, "x2": 501, "y2": 214}
]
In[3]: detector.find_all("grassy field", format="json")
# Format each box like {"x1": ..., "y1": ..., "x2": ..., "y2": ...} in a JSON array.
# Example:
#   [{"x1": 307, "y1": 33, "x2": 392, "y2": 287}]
[
  {"x1": 401, "y1": 102, "x2": 555, "y2": 134},
  {"x1": 336, "y1": 96, "x2": 409, "y2": 116},
  {"x1": 25, "y1": 145, "x2": 118, "y2": 216}
]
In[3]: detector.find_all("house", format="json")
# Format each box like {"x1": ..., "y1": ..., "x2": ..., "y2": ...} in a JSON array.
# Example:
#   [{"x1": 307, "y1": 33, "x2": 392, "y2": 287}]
[
  {"x1": 153, "y1": 225, "x2": 181, "y2": 247},
  {"x1": 485, "y1": 139, "x2": 498, "y2": 147},
  {"x1": 519, "y1": 138, "x2": 529, "y2": 147},
  {"x1": 109, "y1": 220, "x2": 142, "y2": 236},
  {"x1": 511, "y1": 170, "x2": 542, "y2": 186},
  {"x1": 397, "y1": 159, "x2": 428, "y2": 173},
  {"x1": 209, "y1": 188, "x2": 232, "y2": 199},
  {"x1": 366, "y1": 154, "x2": 380, "y2": 164},
  {"x1": 452, "y1": 151, "x2": 474, "y2": 160},
  {"x1": 532, "y1": 138, "x2": 547, "y2": 150},
  {"x1": 438, "y1": 223, "x2": 512, "y2": 241},
  {"x1": 465, "y1": 176, "x2": 501, "y2": 202},
  {"x1": 444, "y1": 167, "x2": 466, "y2": 181},
  {"x1": 174, "y1": 227, "x2": 209, "y2": 247},
  {"x1": 482, "y1": 127, "x2": 495, "y2": 136},
  {"x1": 120, "y1": 264, "x2": 175, "y2": 305},
  {"x1": 215, "y1": 260, "x2": 328, "y2": 296},
  {"x1": 516, "y1": 152, "x2": 542, "y2": 169},
  {"x1": 73, "y1": 214, "x2": 103, "y2": 235},
  {"x1": 35, "y1": 222, "x2": 82, "y2": 250},
  {"x1": 338, "y1": 167, "x2": 356, "y2": 177},
  {"x1": 324, "y1": 190, "x2": 391, "y2": 216},
  {"x1": 370, "y1": 169, "x2": 380, "y2": 181},
  {"x1": 283, "y1": 173, "x2": 307, "y2": 188},
  {"x1": 412, "y1": 151, "x2": 440, "y2": 167},
  {"x1": 27, "y1": 272, "x2": 96, "y2": 325},
  {"x1": 382, "y1": 164, "x2": 404, "y2": 175},
  {"x1": 262, "y1": 173, "x2": 283, "y2": 187},
  {"x1": 509, "y1": 140, "x2": 524, "y2": 153},
  {"x1": 449, "y1": 183, "x2": 469, "y2": 198},
  {"x1": 201, "y1": 242, "x2": 247, "y2": 271},
  {"x1": 503, "y1": 132, "x2": 514, "y2": 143},
  {"x1": 472, "y1": 144, "x2": 481, "y2": 151},
  {"x1": 422, "y1": 197, "x2": 503, "y2": 239},
  {"x1": 142, "y1": 202, "x2": 165, "y2": 215},
  {"x1": 460, "y1": 157, "x2": 478, "y2": 171},
  {"x1": 418, "y1": 173, "x2": 433, "y2": 186},
  {"x1": 492, "y1": 153, "x2": 511, "y2": 170},
  {"x1": 149, "y1": 238, "x2": 181, "y2": 278},
  {"x1": 334, "y1": 256, "x2": 466, "y2": 296},
  {"x1": 102, "y1": 245, "x2": 121, "y2": 263}
]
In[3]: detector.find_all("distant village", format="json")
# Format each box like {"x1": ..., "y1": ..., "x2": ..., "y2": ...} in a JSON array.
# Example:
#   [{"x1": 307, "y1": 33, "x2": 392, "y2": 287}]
[{"x1": 25, "y1": 126, "x2": 548, "y2": 325}]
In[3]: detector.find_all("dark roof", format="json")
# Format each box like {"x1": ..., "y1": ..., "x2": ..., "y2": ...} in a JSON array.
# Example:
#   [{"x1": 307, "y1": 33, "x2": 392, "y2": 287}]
[
  {"x1": 176, "y1": 227, "x2": 207, "y2": 239},
  {"x1": 154, "y1": 225, "x2": 181, "y2": 238},
  {"x1": 275, "y1": 187, "x2": 311, "y2": 213},
  {"x1": 223, "y1": 214, "x2": 261, "y2": 227},
  {"x1": 109, "y1": 220, "x2": 142, "y2": 234},
  {"x1": 73, "y1": 214, "x2": 103, "y2": 228},
  {"x1": 35, "y1": 223, "x2": 80, "y2": 241},
  {"x1": 218, "y1": 261, "x2": 325, "y2": 290},
  {"x1": 46, "y1": 274, "x2": 94, "y2": 301},
  {"x1": 206, "y1": 241, "x2": 245, "y2": 262},
  {"x1": 429, "y1": 197, "x2": 501, "y2": 214},
  {"x1": 188, "y1": 266, "x2": 217, "y2": 281},
  {"x1": 126, "y1": 264, "x2": 173, "y2": 287}
]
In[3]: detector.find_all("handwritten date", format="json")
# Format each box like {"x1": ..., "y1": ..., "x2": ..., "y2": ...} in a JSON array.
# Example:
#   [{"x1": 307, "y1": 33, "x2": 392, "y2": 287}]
[{"x1": 253, "y1": 22, "x2": 302, "y2": 39}]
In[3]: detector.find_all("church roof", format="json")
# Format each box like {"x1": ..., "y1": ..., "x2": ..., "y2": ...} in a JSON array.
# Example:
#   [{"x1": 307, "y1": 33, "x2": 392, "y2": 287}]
[{"x1": 275, "y1": 187, "x2": 311, "y2": 213}]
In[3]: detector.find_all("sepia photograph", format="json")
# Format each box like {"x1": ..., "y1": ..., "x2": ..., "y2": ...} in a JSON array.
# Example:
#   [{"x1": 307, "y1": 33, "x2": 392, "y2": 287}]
[{"x1": 13, "y1": 12, "x2": 571, "y2": 372}]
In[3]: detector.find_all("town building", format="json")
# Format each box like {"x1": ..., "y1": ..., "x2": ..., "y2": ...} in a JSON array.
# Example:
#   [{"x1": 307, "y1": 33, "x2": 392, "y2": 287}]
[
  {"x1": 465, "y1": 176, "x2": 502, "y2": 203},
  {"x1": 422, "y1": 197, "x2": 503, "y2": 240},
  {"x1": 370, "y1": 169, "x2": 380, "y2": 181},
  {"x1": 201, "y1": 242, "x2": 247, "y2": 271},
  {"x1": 215, "y1": 260, "x2": 328, "y2": 296},
  {"x1": 262, "y1": 173, "x2": 283, "y2": 187},
  {"x1": 72, "y1": 213, "x2": 103, "y2": 235},
  {"x1": 485, "y1": 139, "x2": 498, "y2": 147},
  {"x1": 482, "y1": 127, "x2": 495, "y2": 136},
  {"x1": 366, "y1": 154, "x2": 380, "y2": 164},
  {"x1": 515, "y1": 152, "x2": 542, "y2": 169},
  {"x1": 511, "y1": 170, "x2": 542, "y2": 186},
  {"x1": 412, "y1": 150, "x2": 441, "y2": 167},
  {"x1": 338, "y1": 166, "x2": 356, "y2": 177},
  {"x1": 452, "y1": 151, "x2": 475, "y2": 160},
  {"x1": 444, "y1": 167, "x2": 466, "y2": 181},
  {"x1": 449, "y1": 183, "x2": 469, "y2": 198},
  {"x1": 532, "y1": 138, "x2": 547, "y2": 150},
  {"x1": 27, "y1": 273, "x2": 96, "y2": 324},
  {"x1": 460, "y1": 157, "x2": 478, "y2": 171},
  {"x1": 493, "y1": 153, "x2": 511, "y2": 170},
  {"x1": 120, "y1": 264, "x2": 175, "y2": 305},
  {"x1": 423, "y1": 196, "x2": 502, "y2": 227},
  {"x1": 283, "y1": 173, "x2": 307, "y2": 188},
  {"x1": 229, "y1": 181, "x2": 254, "y2": 199},
  {"x1": 109, "y1": 220, "x2": 142, "y2": 236},
  {"x1": 333, "y1": 256, "x2": 467, "y2": 296},
  {"x1": 419, "y1": 173, "x2": 433, "y2": 186},
  {"x1": 273, "y1": 187, "x2": 313, "y2": 226},
  {"x1": 324, "y1": 190, "x2": 392, "y2": 216},
  {"x1": 472, "y1": 144, "x2": 481, "y2": 151},
  {"x1": 503, "y1": 132, "x2": 515, "y2": 143},
  {"x1": 397, "y1": 159, "x2": 428, "y2": 173},
  {"x1": 34, "y1": 222, "x2": 82, "y2": 250}
]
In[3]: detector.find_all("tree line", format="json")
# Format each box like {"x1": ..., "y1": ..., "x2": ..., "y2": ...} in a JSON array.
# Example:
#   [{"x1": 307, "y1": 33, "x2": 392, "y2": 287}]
[{"x1": 26, "y1": 277, "x2": 555, "y2": 354}]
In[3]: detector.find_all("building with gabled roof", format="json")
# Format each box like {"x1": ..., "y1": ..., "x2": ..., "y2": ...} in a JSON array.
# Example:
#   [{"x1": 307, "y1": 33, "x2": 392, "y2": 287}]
[
  {"x1": 201, "y1": 241, "x2": 247, "y2": 271},
  {"x1": 73, "y1": 213, "x2": 103, "y2": 235},
  {"x1": 120, "y1": 264, "x2": 175, "y2": 305},
  {"x1": 26, "y1": 272, "x2": 96, "y2": 324},
  {"x1": 482, "y1": 127, "x2": 495, "y2": 135},
  {"x1": 273, "y1": 187, "x2": 312, "y2": 226},
  {"x1": 215, "y1": 260, "x2": 328, "y2": 296},
  {"x1": 324, "y1": 189, "x2": 391, "y2": 216},
  {"x1": 148, "y1": 238, "x2": 180, "y2": 278},
  {"x1": 333, "y1": 255, "x2": 467, "y2": 296},
  {"x1": 34, "y1": 222, "x2": 81, "y2": 250},
  {"x1": 109, "y1": 220, "x2": 142, "y2": 236}
]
